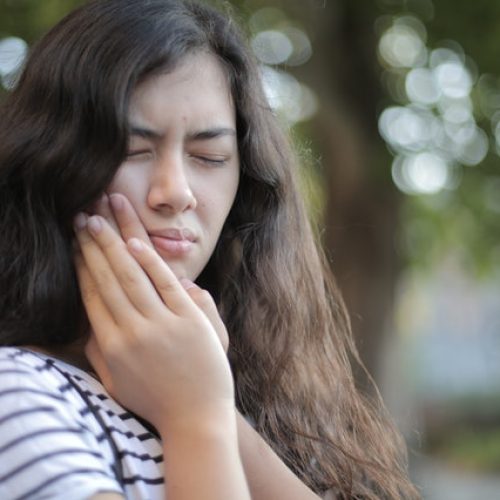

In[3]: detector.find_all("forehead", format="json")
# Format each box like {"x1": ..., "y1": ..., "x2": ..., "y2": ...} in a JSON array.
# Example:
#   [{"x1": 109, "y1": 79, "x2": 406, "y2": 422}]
[{"x1": 128, "y1": 53, "x2": 235, "y2": 127}]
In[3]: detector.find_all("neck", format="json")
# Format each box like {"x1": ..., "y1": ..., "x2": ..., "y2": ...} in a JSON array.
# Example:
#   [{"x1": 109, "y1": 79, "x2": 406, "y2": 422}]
[{"x1": 24, "y1": 336, "x2": 93, "y2": 372}]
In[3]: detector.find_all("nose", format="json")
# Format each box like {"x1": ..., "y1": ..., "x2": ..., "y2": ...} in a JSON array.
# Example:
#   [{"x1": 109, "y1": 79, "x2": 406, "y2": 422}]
[{"x1": 147, "y1": 152, "x2": 197, "y2": 213}]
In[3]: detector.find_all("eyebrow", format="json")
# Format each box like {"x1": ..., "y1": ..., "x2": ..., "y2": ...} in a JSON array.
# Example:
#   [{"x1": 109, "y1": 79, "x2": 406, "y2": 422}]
[
  {"x1": 129, "y1": 125, "x2": 164, "y2": 141},
  {"x1": 188, "y1": 127, "x2": 236, "y2": 141},
  {"x1": 129, "y1": 124, "x2": 236, "y2": 142}
]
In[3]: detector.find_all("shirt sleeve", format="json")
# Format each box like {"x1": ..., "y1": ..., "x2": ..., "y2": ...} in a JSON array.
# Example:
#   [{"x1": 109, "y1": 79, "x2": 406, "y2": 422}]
[{"x1": 0, "y1": 354, "x2": 124, "y2": 500}]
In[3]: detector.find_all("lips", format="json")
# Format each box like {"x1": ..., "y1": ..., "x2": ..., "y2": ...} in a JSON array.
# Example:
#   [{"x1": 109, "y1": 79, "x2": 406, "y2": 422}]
[{"x1": 148, "y1": 228, "x2": 196, "y2": 258}]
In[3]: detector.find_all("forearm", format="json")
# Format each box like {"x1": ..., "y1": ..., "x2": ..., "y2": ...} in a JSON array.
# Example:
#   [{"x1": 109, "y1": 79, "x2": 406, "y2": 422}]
[
  {"x1": 161, "y1": 409, "x2": 251, "y2": 500},
  {"x1": 237, "y1": 411, "x2": 321, "y2": 500}
]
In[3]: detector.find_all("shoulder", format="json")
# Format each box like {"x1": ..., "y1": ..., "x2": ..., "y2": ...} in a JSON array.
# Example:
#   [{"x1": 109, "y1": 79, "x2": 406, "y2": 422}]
[
  {"x1": 0, "y1": 347, "x2": 123, "y2": 499},
  {"x1": 0, "y1": 346, "x2": 85, "y2": 416},
  {"x1": 0, "y1": 346, "x2": 114, "y2": 444},
  {"x1": 0, "y1": 346, "x2": 69, "y2": 404}
]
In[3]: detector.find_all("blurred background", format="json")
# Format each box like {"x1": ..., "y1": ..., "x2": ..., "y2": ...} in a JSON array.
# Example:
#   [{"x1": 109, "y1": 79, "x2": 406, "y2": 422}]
[{"x1": 1, "y1": 0, "x2": 499, "y2": 497}]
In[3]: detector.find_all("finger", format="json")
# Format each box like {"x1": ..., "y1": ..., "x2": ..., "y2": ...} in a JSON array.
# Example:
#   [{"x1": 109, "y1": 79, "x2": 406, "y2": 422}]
[
  {"x1": 75, "y1": 213, "x2": 155, "y2": 323},
  {"x1": 92, "y1": 193, "x2": 120, "y2": 234},
  {"x1": 127, "y1": 237, "x2": 193, "y2": 316},
  {"x1": 180, "y1": 279, "x2": 229, "y2": 352},
  {"x1": 78, "y1": 213, "x2": 165, "y2": 318},
  {"x1": 108, "y1": 193, "x2": 152, "y2": 247},
  {"x1": 75, "y1": 252, "x2": 122, "y2": 350}
]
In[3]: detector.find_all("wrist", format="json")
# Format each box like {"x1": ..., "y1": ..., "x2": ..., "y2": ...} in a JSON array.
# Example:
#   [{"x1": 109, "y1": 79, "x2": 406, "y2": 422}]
[{"x1": 158, "y1": 402, "x2": 238, "y2": 440}]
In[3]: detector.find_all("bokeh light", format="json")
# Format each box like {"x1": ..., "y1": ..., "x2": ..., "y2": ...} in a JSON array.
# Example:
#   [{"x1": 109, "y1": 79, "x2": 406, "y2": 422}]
[
  {"x1": 378, "y1": 16, "x2": 427, "y2": 69},
  {"x1": 433, "y1": 60, "x2": 473, "y2": 99},
  {"x1": 261, "y1": 66, "x2": 317, "y2": 124},
  {"x1": 280, "y1": 26, "x2": 312, "y2": 66},
  {"x1": 378, "y1": 15, "x2": 492, "y2": 196},
  {"x1": 379, "y1": 106, "x2": 439, "y2": 153},
  {"x1": 0, "y1": 36, "x2": 28, "y2": 90},
  {"x1": 405, "y1": 67, "x2": 441, "y2": 105},
  {"x1": 252, "y1": 30, "x2": 293, "y2": 65},
  {"x1": 392, "y1": 152, "x2": 450, "y2": 195},
  {"x1": 249, "y1": 7, "x2": 316, "y2": 125}
]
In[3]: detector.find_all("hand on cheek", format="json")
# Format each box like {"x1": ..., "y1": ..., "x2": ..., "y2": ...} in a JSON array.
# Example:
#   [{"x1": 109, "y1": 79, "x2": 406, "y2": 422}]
[
  {"x1": 92, "y1": 192, "x2": 153, "y2": 248},
  {"x1": 89, "y1": 191, "x2": 230, "y2": 354},
  {"x1": 73, "y1": 212, "x2": 234, "y2": 435}
]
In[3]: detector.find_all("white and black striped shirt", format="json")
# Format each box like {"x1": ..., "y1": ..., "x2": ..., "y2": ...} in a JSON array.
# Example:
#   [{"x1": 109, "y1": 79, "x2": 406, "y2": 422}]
[{"x1": 0, "y1": 347, "x2": 164, "y2": 500}]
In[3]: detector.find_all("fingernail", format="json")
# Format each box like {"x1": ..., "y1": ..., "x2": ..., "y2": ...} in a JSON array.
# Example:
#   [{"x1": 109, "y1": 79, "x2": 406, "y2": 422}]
[
  {"x1": 109, "y1": 193, "x2": 124, "y2": 211},
  {"x1": 128, "y1": 238, "x2": 144, "y2": 252},
  {"x1": 180, "y1": 278, "x2": 196, "y2": 290},
  {"x1": 74, "y1": 213, "x2": 88, "y2": 230},
  {"x1": 87, "y1": 216, "x2": 102, "y2": 234}
]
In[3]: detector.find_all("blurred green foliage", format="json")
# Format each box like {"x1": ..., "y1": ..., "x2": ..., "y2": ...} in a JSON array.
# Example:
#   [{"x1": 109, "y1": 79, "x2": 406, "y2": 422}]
[
  {"x1": 374, "y1": 0, "x2": 500, "y2": 276},
  {"x1": 0, "y1": 0, "x2": 83, "y2": 41},
  {"x1": 421, "y1": 393, "x2": 500, "y2": 472},
  {"x1": 429, "y1": 427, "x2": 500, "y2": 472}
]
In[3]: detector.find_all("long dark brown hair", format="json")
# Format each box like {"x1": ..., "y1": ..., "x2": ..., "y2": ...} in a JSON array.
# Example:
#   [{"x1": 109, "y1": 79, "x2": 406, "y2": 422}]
[{"x1": 0, "y1": 0, "x2": 419, "y2": 497}]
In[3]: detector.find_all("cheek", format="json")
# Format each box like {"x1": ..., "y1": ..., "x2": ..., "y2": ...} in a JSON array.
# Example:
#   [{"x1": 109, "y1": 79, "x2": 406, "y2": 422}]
[
  {"x1": 198, "y1": 172, "x2": 238, "y2": 227},
  {"x1": 106, "y1": 167, "x2": 147, "y2": 203}
]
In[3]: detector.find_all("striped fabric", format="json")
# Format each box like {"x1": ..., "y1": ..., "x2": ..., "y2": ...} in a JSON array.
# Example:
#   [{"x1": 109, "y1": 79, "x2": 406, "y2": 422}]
[{"x1": 0, "y1": 347, "x2": 165, "y2": 500}]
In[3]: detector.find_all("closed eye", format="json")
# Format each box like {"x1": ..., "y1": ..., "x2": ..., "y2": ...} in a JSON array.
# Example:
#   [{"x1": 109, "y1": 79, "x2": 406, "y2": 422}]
[
  {"x1": 126, "y1": 150, "x2": 154, "y2": 161},
  {"x1": 192, "y1": 155, "x2": 228, "y2": 166}
]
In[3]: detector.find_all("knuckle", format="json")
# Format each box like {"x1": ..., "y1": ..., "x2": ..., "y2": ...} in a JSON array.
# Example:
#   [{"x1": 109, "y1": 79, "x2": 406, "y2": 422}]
[
  {"x1": 116, "y1": 267, "x2": 139, "y2": 288},
  {"x1": 191, "y1": 288, "x2": 215, "y2": 310},
  {"x1": 157, "y1": 278, "x2": 179, "y2": 296},
  {"x1": 93, "y1": 268, "x2": 113, "y2": 289},
  {"x1": 122, "y1": 220, "x2": 136, "y2": 233},
  {"x1": 127, "y1": 322, "x2": 147, "y2": 344},
  {"x1": 196, "y1": 289, "x2": 214, "y2": 307},
  {"x1": 80, "y1": 281, "x2": 99, "y2": 303},
  {"x1": 101, "y1": 236, "x2": 121, "y2": 252}
]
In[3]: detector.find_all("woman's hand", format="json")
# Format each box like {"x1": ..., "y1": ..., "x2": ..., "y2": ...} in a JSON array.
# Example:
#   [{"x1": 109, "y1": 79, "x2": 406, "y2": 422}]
[
  {"x1": 81, "y1": 194, "x2": 318, "y2": 500},
  {"x1": 74, "y1": 210, "x2": 233, "y2": 435},
  {"x1": 90, "y1": 193, "x2": 229, "y2": 353}
]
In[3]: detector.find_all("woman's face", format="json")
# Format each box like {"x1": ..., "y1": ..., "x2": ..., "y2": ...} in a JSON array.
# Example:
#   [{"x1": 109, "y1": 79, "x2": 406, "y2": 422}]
[{"x1": 107, "y1": 52, "x2": 240, "y2": 281}]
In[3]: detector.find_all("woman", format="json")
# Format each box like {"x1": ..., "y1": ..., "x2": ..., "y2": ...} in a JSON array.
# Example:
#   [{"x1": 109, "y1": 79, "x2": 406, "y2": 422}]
[{"x1": 0, "y1": 0, "x2": 419, "y2": 498}]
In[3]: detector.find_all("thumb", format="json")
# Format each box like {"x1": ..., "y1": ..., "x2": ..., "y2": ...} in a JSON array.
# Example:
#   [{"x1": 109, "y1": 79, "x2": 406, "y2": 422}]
[{"x1": 180, "y1": 279, "x2": 229, "y2": 353}]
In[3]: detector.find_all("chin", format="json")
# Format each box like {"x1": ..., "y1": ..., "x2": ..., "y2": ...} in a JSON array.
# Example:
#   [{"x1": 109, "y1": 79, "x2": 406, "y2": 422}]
[{"x1": 162, "y1": 261, "x2": 196, "y2": 283}]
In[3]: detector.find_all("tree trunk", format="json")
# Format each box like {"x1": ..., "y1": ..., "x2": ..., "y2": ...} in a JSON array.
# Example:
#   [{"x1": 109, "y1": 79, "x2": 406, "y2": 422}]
[{"x1": 285, "y1": 0, "x2": 403, "y2": 380}]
